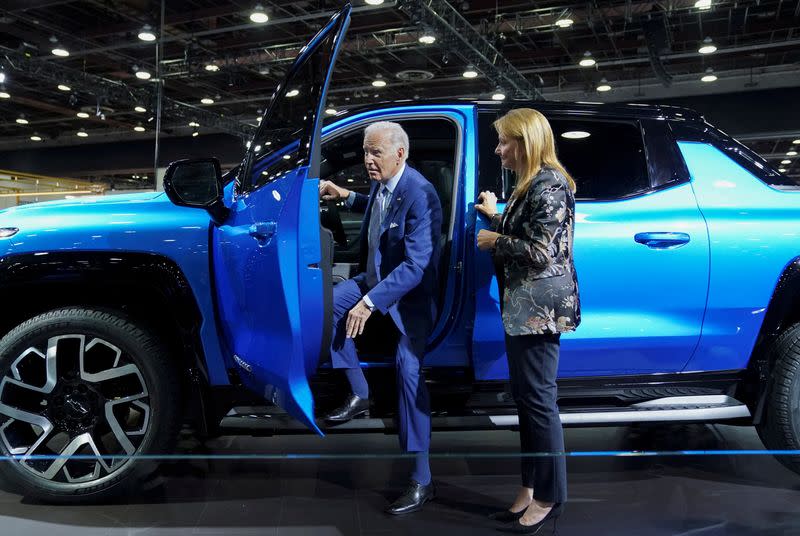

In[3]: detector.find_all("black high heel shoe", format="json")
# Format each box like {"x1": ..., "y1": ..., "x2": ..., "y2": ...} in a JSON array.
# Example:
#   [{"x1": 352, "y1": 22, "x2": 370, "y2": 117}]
[
  {"x1": 488, "y1": 508, "x2": 526, "y2": 523},
  {"x1": 496, "y1": 503, "x2": 563, "y2": 535}
]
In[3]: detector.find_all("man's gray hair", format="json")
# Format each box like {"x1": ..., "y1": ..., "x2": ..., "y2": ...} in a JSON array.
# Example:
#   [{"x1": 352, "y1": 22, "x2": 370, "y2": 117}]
[{"x1": 364, "y1": 121, "x2": 410, "y2": 160}]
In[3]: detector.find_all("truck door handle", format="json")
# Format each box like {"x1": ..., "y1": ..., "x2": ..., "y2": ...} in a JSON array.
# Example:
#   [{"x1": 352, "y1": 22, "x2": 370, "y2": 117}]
[
  {"x1": 634, "y1": 232, "x2": 690, "y2": 249},
  {"x1": 249, "y1": 221, "x2": 277, "y2": 241}
]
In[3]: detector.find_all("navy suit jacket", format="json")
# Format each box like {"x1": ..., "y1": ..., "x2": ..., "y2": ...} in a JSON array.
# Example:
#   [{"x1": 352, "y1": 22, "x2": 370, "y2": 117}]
[{"x1": 351, "y1": 165, "x2": 443, "y2": 341}]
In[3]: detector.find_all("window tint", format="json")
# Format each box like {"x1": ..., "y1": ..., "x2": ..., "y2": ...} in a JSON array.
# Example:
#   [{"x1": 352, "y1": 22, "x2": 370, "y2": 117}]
[
  {"x1": 478, "y1": 112, "x2": 650, "y2": 201},
  {"x1": 243, "y1": 27, "x2": 337, "y2": 191}
]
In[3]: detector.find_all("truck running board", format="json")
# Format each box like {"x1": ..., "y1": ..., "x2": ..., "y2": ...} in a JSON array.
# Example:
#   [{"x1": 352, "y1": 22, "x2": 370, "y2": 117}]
[{"x1": 219, "y1": 395, "x2": 751, "y2": 436}]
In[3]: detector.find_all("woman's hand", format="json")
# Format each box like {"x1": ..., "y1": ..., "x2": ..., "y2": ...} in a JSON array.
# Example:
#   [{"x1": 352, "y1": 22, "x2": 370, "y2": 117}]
[
  {"x1": 475, "y1": 190, "x2": 498, "y2": 218},
  {"x1": 477, "y1": 229, "x2": 501, "y2": 251}
]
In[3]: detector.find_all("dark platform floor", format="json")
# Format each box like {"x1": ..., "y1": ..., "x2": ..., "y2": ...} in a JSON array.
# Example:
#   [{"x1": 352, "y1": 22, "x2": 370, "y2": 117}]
[{"x1": 2, "y1": 424, "x2": 800, "y2": 535}]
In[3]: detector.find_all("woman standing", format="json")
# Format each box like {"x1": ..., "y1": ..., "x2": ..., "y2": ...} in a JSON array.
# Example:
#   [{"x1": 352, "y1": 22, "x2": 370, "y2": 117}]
[{"x1": 475, "y1": 108, "x2": 581, "y2": 534}]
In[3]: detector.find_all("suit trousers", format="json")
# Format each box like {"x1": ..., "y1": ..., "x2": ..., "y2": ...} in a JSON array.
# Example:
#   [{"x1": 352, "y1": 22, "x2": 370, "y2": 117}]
[
  {"x1": 505, "y1": 332, "x2": 567, "y2": 504},
  {"x1": 330, "y1": 278, "x2": 431, "y2": 452}
]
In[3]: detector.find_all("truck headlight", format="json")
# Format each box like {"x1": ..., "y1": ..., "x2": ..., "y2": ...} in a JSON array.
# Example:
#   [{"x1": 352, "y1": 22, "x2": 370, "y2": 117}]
[{"x1": 0, "y1": 227, "x2": 19, "y2": 238}]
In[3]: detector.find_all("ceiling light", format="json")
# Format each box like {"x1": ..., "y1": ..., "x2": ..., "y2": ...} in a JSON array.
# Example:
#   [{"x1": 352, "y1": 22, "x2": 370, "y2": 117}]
[
  {"x1": 793, "y1": 139, "x2": 800, "y2": 145},
  {"x1": 701, "y1": 68, "x2": 717, "y2": 82},
  {"x1": 30, "y1": 134, "x2": 42, "y2": 142},
  {"x1": 561, "y1": 131, "x2": 591, "y2": 139},
  {"x1": 192, "y1": 126, "x2": 199, "y2": 137},
  {"x1": 57, "y1": 84, "x2": 71, "y2": 91},
  {"x1": 365, "y1": 0, "x2": 385, "y2": 5},
  {"x1": 325, "y1": 108, "x2": 338, "y2": 115},
  {"x1": 372, "y1": 75, "x2": 387, "y2": 87},
  {"x1": 188, "y1": 121, "x2": 200, "y2": 127},
  {"x1": 138, "y1": 24, "x2": 157, "y2": 42},
  {"x1": 50, "y1": 36, "x2": 69, "y2": 57},
  {"x1": 787, "y1": 151, "x2": 798, "y2": 156},
  {"x1": 698, "y1": 37, "x2": 717, "y2": 54},
  {"x1": 596, "y1": 78, "x2": 611, "y2": 92},
  {"x1": 695, "y1": 0, "x2": 712, "y2": 9},
  {"x1": 0, "y1": 91, "x2": 9, "y2": 99},
  {"x1": 205, "y1": 63, "x2": 219, "y2": 72},
  {"x1": 491, "y1": 90, "x2": 506, "y2": 101},
  {"x1": 778, "y1": 168, "x2": 787, "y2": 173},
  {"x1": 134, "y1": 105, "x2": 147, "y2": 113},
  {"x1": 134, "y1": 123, "x2": 146, "y2": 132},
  {"x1": 15, "y1": 115, "x2": 28, "y2": 125},
  {"x1": 135, "y1": 69, "x2": 152, "y2": 80},
  {"x1": 781, "y1": 159, "x2": 791, "y2": 165},
  {"x1": 256, "y1": 116, "x2": 262, "y2": 122},
  {"x1": 249, "y1": 4, "x2": 269, "y2": 23},
  {"x1": 579, "y1": 51, "x2": 596, "y2": 67},
  {"x1": 286, "y1": 89, "x2": 299, "y2": 97},
  {"x1": 419, "y1": 33, "x2": 436, "y2": 44},
  {"x1": 201, "y1": 97, "x2": 215, "y2": 104},
  {"x1": 0, "y1": 72, "x2": 5, "y2": 84},
  {"x1": 462, "y1": 65, "x2": 479, "y2": 78},
  {"x1": 76, "y1": 111, "x2": 90, "y2": 118},
  {"x1": 76, "y1": 128, "x2": 88, "y2": 137},
  {"x1": 555, "y1": 18, "x2": 574, "y2": 28}
]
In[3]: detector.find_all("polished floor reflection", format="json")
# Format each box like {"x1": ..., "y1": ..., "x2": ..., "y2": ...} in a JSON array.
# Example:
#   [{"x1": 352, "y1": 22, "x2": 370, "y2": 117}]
[{"x1": 1, "y1": 424, "x2": 800, "y2": 535}]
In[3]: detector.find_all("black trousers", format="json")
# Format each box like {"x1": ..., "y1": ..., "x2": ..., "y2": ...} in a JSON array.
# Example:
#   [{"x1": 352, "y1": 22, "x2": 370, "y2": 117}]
[{"x1": 505, "y1": 332, "x2": 567, "y2": 504}]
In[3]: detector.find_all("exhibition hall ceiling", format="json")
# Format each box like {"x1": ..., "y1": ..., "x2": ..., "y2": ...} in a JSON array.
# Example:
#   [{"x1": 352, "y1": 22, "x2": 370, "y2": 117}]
[{"x1": 0, "y1": 0, "x2": 798, "y2": 179}]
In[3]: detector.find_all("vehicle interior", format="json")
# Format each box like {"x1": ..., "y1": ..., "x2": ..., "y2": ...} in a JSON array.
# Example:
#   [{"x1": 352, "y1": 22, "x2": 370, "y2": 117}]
[{"x1": 318, "y1": 117, "x2": 459, "y2": 361}]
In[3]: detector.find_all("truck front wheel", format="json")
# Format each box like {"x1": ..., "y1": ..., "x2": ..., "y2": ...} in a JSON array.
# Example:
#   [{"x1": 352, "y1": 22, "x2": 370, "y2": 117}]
[{"x1": 0, "y1": 308, "x2": 181, "y2": 503}]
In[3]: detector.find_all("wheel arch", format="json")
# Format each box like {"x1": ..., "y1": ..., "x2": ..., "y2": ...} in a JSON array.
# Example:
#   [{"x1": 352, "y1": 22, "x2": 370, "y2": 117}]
[{"x1": 0, "y1": 251, "x2": 217, "y2": 435}]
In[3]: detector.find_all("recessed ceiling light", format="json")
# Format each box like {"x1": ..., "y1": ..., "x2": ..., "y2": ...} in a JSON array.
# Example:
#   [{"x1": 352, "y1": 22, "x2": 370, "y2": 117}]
[
  {"x1": 134, "y1": 105, "x2": 147, "y2": 113},
  {"x1": 201, "y1": 97, "x2": 215, "y2": 104},
  {"x1": 781, "y1": 159, "x2": 791, "y2": 165},
  {"x1": 205, "y1": 64, "x2": 219, "y2": 72},
  {"x1": 77, "y1": 128, "x2": 88, "y2": 137},
  {"x1": 30, "y1": 134, "x2": 42, "y2": 142},
  {"x1": 787, "y1": 151, "x2": 798, "y2": 156},
  {"x1": 561, "y1": 131, "x2": 591, "y2": 139},
  {"x1": 579, "y1": 51, "x2": 596, "y2": 67},
  {"x1": 57, "y1": 84, "x2": 71, "y2": 91},
  {"x1": 15, "y1": 116, "x2": 28, "y2": 125},
  {"x1": 135, "y1": 70, "x2": 152, "y2": 80},
  {"x1": 0, "y1": 91, "x2": 9, "y2": 99},
  {"x1": 701, "y1": 68, "x2": 717, "y2": 82},
  {"x1": 250, "y1": 4, "x2": 269, "y2": 23},
  {"x1": 698, "y1": 37, "x2": 717, "y2": 54},
  {"x1": 695, "y1": 0, "x2": 712, "y2": 9},
  {"x1": 76, "y1": 111, "x2": 90, "y2": 118},
  {"x1": 138, "y1": 25, "x2": 157, "y2": 42},
  {"x1": 555, "y1": 18, "x2": 573, "y2": 28},
  {"x1": 286, "y1": 89, "x2": 299, "y2": 97},
  {"x1": 419, "y1": 34, "x2": 436, "y2": 44}
]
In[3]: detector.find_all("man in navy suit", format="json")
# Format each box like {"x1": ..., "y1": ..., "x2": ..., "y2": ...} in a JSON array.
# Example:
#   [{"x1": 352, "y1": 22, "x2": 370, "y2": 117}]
[{"x1": 319, "y1": 121, "x2": 442, "y2": 514}]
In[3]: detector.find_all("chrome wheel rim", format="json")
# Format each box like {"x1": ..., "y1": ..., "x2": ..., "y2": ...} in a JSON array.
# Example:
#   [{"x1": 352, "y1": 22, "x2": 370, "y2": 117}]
[{"x1": 0, "y1": 334, "x2": 150, "y2": 484}]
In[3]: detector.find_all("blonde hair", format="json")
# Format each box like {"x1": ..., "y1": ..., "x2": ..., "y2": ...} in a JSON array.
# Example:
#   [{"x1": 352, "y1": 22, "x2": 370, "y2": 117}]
[{"x1": 493, "y1": 108, "x2": 576, "y2": 201}]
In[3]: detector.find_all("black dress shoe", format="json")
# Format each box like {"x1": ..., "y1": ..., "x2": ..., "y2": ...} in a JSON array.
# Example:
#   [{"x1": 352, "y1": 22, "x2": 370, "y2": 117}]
[
  {"x1": 497, "y1": 503, "x2": 563, "y2": 534},
  {"x1": 323, "y1": 394, "x2": 370, "y2": 423},
  {"x1": 488, "y1": 508, "x2": 525, "y2": 523},
  {"x1": 385, "y1": 480, "x2": 436, "y2": 515}
]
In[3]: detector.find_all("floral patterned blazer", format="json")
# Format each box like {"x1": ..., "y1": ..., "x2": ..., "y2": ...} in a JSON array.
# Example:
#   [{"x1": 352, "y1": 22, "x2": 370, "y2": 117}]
[{"x1": 489, "y1": 167, "x2": 581, "y2": 336}]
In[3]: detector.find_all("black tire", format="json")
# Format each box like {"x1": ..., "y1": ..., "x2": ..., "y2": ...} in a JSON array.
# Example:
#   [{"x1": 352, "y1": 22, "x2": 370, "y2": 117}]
[
  {"x1": 756, "y1": 322, "x2": 800, "y2": 474},
  {"x1": 0, "y1": 308, "x2": 181, "y2": 503}
]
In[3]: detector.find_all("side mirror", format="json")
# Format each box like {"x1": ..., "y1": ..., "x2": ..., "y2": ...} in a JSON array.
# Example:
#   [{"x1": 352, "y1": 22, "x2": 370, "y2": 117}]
[{"x1": 163, "y1": 158, "x2": 229, "y2": 222}]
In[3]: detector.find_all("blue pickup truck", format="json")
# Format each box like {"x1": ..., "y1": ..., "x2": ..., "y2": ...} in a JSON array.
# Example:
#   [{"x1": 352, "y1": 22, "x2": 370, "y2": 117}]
[{"x1": 0, "y1": 5, "x2": 799, "y2": 503}]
